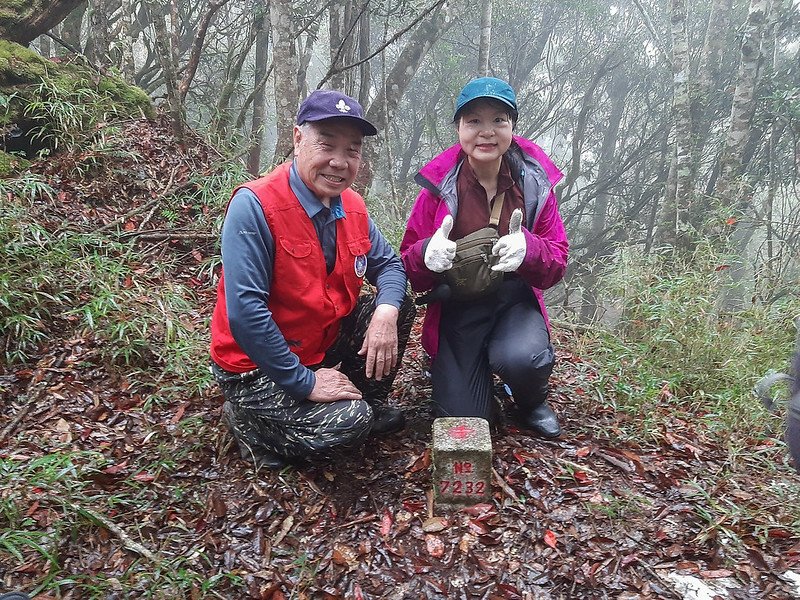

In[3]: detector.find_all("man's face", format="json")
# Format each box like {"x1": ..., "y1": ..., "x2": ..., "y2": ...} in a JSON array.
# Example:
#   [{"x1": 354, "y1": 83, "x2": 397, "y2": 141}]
[{"x1": 293, "y1": 120, "x2": 364, "y2": 202}]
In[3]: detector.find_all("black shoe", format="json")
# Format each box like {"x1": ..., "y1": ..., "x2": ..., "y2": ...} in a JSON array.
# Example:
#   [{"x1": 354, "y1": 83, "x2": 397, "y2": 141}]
[
  {"x1": 251, "y1": 448, "x2": 290, "y2": 470},
  {"x1": 518, "y1": 402, "x2": 561, "y2": 439},
  {"x1": 370, "y1": 405, "x2": 406, "y2": 435},
  {"x1": 0, "y1": 593, "x2": 31, "y2": 600}
]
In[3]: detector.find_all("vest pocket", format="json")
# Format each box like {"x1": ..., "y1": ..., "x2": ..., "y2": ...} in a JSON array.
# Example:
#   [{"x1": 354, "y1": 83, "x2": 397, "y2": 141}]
[
  {"x1": 347, "y1": 237, "x2": 372, "y2": 256},
  {"x1": 278, "y1": 237, "x2": 313, "y2": 257}
]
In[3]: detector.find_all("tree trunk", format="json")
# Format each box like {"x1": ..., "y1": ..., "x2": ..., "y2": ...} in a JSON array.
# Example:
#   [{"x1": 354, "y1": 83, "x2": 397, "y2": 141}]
[
  {"x1": 58, "y1": 1, "x2": 87, "y2": 55},
  {"x1": 689, "y1": 0, "x2": 733, "y2": 213},
  {"x1": 247, "y1": 7, "x2": 270, "y2": 177},
  {"x1": 357, "y1": 4, "x2": 370, "y2": 107},
  {"x1": 559, "y1": 57, "x2": 612, "y2": 199},
  {"x1": 0, "y1": 0, "x2": 86, "y2": 45},
  {"x1": 329, "y1": 1, "x2": 344, "y2": 90},
  {"x1": 665, "y1": 0, "x2": 694, "y2": 246},
  {"x1": 86, "y1": 0, "x2": 113, "y2": 67},
  {"x1": 271, "y1": 0, "x2": 298, "y2": 163},
  {"x1": 477, "y1": 0, "x2": 492, "y2": 76},
  {"x1": 580, "y1": 68, "x2": 629, "y2": 323},
  {"x1": 145, "y1": 0, "x2": 183, "y2": 141},
  {"x1": 177, "y1": 0, "x2": 229, "y2": 102},
  {"x1": 714, "y1": 0, "x2": 769, "y2": 206},
  {"x1": 212, "y1": 25, "x2": 259, "y2": 138},
  {"x1": 297, "y1": 19, "x2": 321, "y2": 100},
  {"x1": 115, "y1": 0, "x2": 136, "y2": 79}
]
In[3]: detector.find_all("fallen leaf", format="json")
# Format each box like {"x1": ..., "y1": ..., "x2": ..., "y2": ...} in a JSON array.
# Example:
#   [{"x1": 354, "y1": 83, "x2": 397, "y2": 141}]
[
  {"x1": 700, "y1": 569, "x2": 734, "y2": 578},
  {"x1": 380, "y1": 509, "x2": 393, "y2": 537},
  {"x1": 543, "y1": 529, "x2": 557, "y2": 549},
  {"x1": 332, "y1": 543, "x2": 358, "y2": 570},
  {"x1": 422, "y1": 516, "x2": 449, "y2": 533},
  {"x1": 103, "y1": 460, "x2": 128, "y2": 475},
  {"x1": 425, "y1": 534, "x2": 445, "y2": 558}
]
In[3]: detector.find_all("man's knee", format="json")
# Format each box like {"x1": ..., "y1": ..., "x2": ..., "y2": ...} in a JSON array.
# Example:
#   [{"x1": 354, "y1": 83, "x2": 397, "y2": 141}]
[{"x1": 298, "y1": 399, "x2": 374, "y2": 452}]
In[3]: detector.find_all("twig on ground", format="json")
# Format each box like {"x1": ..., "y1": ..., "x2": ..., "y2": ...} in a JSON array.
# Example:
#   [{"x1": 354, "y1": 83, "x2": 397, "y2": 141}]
[
  {"x1": 335, "y1": 514, "x2": 379, "y2": 529},
  {"x1": 119, "y1": 231, "x2": 216, "y2": 242},
  {"x1": 96, "y1": 166, "x2": 179, "y2": 233},
  {"x1": 0, "y1": 352, "x2": 67, "y2": 444},
  {"x1": 72, "y1": 504, "x2": 160, "y2": 563},
  {"x1": 635, "y1": 561, "x2": 683, "y2": 599},
  {"x1": 492, "y1": 466, "x2": 518, "y2": 500}
]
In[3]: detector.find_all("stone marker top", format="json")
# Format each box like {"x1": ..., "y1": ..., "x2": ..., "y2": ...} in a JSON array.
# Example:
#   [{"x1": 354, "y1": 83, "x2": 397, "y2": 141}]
[{"x1": 432, "y1": 417, "x2": 492, "y2": 452}]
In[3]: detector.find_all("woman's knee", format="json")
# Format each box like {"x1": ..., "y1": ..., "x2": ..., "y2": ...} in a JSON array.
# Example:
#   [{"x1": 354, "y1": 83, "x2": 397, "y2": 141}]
[{"x1": 491, "y1": 342, "x2": 554, "y2": 380}]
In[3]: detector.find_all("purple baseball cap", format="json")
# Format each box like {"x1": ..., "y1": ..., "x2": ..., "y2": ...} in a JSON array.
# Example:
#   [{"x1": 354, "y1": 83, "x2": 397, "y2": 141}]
[{"x1": 296, "y1": 89, "x2": 378, "y2": 136}]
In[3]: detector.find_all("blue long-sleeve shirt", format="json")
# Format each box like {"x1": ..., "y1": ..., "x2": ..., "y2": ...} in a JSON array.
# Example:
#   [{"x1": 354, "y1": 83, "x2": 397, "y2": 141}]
[{"x1": 221, "y1": 161, "x2": 407, "y2": 399}]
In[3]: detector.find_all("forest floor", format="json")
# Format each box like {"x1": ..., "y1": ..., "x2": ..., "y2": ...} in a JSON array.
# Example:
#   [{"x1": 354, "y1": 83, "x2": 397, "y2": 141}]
[{"x1": 2, "y1": 116, "x2": 800, "y2": 599}]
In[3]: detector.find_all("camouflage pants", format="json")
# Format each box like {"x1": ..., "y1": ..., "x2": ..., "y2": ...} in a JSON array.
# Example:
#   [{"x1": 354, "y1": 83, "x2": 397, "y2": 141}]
[{"x1": 213, "y1": 294, "x2": 415, "y2": 461}]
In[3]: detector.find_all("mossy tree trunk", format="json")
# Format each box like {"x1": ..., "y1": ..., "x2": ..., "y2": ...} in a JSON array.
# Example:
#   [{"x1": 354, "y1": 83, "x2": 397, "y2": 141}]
[{"x1": 0, "y1": 0, "x2": 85, "y2": 45}]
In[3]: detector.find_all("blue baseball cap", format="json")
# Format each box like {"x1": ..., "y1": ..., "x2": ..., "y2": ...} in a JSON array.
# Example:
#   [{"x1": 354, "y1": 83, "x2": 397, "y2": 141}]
[
  {"x1": 296, "y1": 89, "x2": 378, "y2": 136},
  {"x1": 453, "y1": 77, "x2": 518, "y2": 121}
]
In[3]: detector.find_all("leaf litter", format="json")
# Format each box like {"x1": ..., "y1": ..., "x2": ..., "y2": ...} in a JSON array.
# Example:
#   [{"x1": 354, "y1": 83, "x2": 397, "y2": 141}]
[{"x1": 1, "y1": 114, "x2": 800, "y2": 599}]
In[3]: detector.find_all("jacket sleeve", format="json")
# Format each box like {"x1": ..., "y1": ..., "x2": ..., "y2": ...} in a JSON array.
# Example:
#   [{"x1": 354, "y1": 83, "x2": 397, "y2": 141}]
[
  {"x1": 400, "y1": 188, "x2": 440, "y2": 293},
  {"x1": 517, "y1": 189, "x2": 569, "y2": 291}
]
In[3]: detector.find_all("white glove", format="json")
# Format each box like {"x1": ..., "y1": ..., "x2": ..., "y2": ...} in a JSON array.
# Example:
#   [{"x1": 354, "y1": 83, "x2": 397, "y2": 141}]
[
  {"x1": 491, "y1": 209, "x2": 526, "y2": 272},
  {"x1": 424, "y1": 215, "x2": 456, "y2": 273}
]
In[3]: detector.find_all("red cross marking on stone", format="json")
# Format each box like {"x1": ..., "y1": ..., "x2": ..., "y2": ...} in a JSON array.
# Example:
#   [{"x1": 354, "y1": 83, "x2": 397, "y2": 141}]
[{"x1": 448, "y1": 424, "x2": 475, "y2": 440}]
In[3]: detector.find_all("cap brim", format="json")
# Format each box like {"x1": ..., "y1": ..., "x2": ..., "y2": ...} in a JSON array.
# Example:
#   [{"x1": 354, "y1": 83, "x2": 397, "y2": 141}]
[
  {"x1": 454, "y1": 96, "x2": 518, "y2": 120},
  {"x1": 303, "y1": 115, "x2": 378, "y2": 136}
]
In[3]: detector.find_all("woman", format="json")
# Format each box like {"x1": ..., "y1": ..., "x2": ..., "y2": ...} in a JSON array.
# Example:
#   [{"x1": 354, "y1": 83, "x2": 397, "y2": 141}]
[{"x1": 400, "y1": 77, "x2": 568, "y2": 438}]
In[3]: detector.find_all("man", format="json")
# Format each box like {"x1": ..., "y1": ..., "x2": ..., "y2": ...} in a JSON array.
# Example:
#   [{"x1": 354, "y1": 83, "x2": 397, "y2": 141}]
[{"x1": 210, "y1": 89, "x2": 414, "y2": 469}]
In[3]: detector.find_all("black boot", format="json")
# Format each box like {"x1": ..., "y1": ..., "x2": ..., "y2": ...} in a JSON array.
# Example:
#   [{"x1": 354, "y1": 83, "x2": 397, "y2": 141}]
[
  {"x1": 0, "y1": 593, "x2": 31, "y2": 600},
  {"x1": 370, "y1": 405, "x2": 406, "y2": 435},
  {"x1": 517, "y1": 401, "x2": 561, "y2": 439},
  {"x1": 505, "y1": 378, "x2": 562, "y2": 439}
]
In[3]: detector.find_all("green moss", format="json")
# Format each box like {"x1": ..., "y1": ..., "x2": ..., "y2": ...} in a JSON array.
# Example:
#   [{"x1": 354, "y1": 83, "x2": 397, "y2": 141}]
[
  {"x1": 97, "y1": 76, "x2": 155, "y2": 119},
  {"x1": 0, "y1": 149, "x2": 30, "y2": 175},
  {"x1": 0, "y1": 39, "x2": 50, "y2": 86},
  {"x1": 0, "y1": 40, "x2": 154, "y2": 152}
]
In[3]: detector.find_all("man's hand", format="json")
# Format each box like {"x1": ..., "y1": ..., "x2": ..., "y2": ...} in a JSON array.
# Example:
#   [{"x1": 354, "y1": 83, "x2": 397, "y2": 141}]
[
  {"x1": 358, "y1": 303, "x2": 399, "y2": 380},
  {"x1": 308, "y1": 367, "x2": 362, "y2": 402},
  {"x1": 424, "y1": 215, "x2": 456, "y2": 273},
  {"x1": 491, "y1": 208, "x2": 526, "y2": 272}
]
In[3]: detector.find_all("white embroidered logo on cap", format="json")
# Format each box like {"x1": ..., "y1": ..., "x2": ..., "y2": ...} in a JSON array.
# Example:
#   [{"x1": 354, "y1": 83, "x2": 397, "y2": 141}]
[{"x1": 336, "y1": 99, "x2": 351, "y2": 113}]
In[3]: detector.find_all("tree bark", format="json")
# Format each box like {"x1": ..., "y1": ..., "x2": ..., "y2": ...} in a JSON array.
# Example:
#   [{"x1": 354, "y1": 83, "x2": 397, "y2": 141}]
[
  {"x1": 271, "y1": 0, "x2": 299, "y2": 162},
  {"x1": 0, "y1": 0, "x2": 85, "y2": 45},
  {"x1": 714, "y1": 0, "x2": 769, "y2": 206},
  {"x1": 145, "y1": 0, "x2": 183, "y2": 140},
  {"x1": 247, "y1": 7, "x2": 270, "y2": 177},
  {"x1": 357, "y1": 4, "x2": 370, "y2": 107},
  {"x1": 667, "y1": 0, "x2": 694, "y2": 242},
  {"x1": 477, "y1": 0, "x2": 492, "y2": 76},
  {"x1": 86, "y1": 0, "x2": 112, "y2": 67}
]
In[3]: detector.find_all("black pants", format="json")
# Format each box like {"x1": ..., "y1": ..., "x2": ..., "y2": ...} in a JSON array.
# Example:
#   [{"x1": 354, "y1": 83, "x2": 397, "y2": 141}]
[
  {"x1": 431, "y1": 279, "x2": 554, "y2": 421},
  {"x1": 213, "y1": 294, "x2": 415, "y2": 460}
]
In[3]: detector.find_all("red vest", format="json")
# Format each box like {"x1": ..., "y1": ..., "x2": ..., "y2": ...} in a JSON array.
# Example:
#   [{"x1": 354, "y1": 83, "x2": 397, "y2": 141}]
[{"x1": 210, "y1": 163, "x2": 371, "y2": 370}]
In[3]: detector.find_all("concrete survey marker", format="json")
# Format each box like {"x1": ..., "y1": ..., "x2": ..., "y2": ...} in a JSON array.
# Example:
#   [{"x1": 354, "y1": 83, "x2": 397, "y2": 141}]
[{"x1": 432, "y1": 417, "x2": 492, "y2": 506}]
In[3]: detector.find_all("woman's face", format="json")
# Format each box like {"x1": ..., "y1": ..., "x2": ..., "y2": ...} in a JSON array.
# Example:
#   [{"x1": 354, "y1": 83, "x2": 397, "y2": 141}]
[{"x1": 456, "y1": 101, "x2": 513, "y2": 168}]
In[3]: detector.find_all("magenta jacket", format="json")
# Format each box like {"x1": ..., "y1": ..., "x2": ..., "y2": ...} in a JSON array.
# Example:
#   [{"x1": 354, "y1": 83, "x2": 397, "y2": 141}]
[{"x1": 400, "y1": 135, "x2": 568, "y2": 358}]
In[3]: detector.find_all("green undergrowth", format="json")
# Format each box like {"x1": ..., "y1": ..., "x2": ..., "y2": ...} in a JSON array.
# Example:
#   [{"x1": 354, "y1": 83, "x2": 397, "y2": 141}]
[
  {"x1": 578, "y1": 243, "x2": 799, "y2": 449},
  {"x1": 0, "y1": 436, "x2": 241, "y2": 598},
  {"x1": 0, "y1": 176, "x2": 222, "y2": 395}
]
